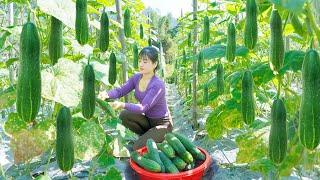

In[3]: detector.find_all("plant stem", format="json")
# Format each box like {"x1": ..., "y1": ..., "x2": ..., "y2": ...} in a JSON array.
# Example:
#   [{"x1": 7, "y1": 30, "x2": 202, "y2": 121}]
[
  {"x1": 68, "y1": 170, "x2": 73, "y2": 178},
  {"x1": 282, "y1": 12, "x2": 289, "y2": 32},
  {"x1": 305, "y1": 3, "x2": 320, "y2": 45},
  {"x1": 45, "y1": 147, "x2": 54, "y2": 173},
  {"x1": 277, "y1": 74, "x2": 281, "y2": 99},
  {"x1": 0, "y1": 164, "x2": 5, "y2": 178}
]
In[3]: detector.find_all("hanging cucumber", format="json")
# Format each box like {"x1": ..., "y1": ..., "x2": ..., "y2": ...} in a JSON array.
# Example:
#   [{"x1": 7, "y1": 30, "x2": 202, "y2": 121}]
[
  {"x1": 124, "y1": 8, "x2": 131, "y2": 38},
  {"x1": 99, "y1": 9, "x2": 109, "y2": 52},
  {"x1": 188, "y1": 32, "x2": 192, "y2": 47},
  {"x1": 244, "y1": 0, "x2": 258, "y2": 50},
  {"x1": 56, "y1": 106, "x2": 74, "y2": 171},
  {"x1": 49, "y1": 16, "x2": 63, "y2": 65},
  {"x1": 16, "y1": 16, "x2": 41, "y2": 122},
  {"x1": 140, "y1": 24, "x2": 144, "y2": 39},
  {"x1": 216, "y1": 63, "x2": 224, "y2": 95},
  {"x1": 241, "y1": 70, "x2": 255, "y2": 125},
  {"x1": 269, "y1": 98, "x2": 287, "y2": 164},
  {"x1": 202, "y1": 16, "x2": 210, "y2": 45},
  {"x1": 82, "y1": 63, "x2": 95, "y2": 119},
  {"x1": 109, "y1": 52, "x2": 117, "y2": 85},
  {"x1": 183, "y1": 49, "x2": 187, "y2": 65},
  {"x1": 148, "y1": 37, "x2": 152, "y2": 46},
  {"x1": 299, "y1": 49, "x2": 320, "y2": 150},
  {"x1": 75, "y1": 0, "x2": 89, "y2": 45},
  {"x1": 203, "y1": 84, "x2": 209, "y2": 105},
  {"x1": 197, "y1": 51, "x2": 204, "y2": 75},
  {"x1": 133, "y1": 44, "x2": 139, "y2": 69},
  {"x1": 226, "y1": 22, "x2": 236, "y2": 62},
  {"x1": 269, "y1": 9, "x2": 284, "y2": 72}
]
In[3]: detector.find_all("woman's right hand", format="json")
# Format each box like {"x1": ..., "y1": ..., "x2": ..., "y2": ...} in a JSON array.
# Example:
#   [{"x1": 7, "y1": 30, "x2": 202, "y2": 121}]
[{"x1": 98, "y1": 91, "x2": 109, "y2": 100}]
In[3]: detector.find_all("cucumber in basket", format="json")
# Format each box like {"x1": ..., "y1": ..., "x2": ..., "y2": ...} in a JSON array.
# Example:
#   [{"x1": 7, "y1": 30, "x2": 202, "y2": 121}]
[
  {"x1": 130, "y1": 151, "x2": 161, "y2": 172},
  {"x1": 173, "y1": 132, "x2": 205, "y2": 160}
]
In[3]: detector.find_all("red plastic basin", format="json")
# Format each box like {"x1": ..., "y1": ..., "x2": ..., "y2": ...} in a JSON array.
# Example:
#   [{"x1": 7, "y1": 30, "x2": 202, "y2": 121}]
[{"x1": 129, "y1": 146, "x2": 212, "y2": 180}]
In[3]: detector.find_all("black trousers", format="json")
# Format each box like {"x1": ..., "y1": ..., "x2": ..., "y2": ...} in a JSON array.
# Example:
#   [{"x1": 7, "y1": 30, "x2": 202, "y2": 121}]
[{"x1": 119, "y1": 110, "x2": 173, "y2": 150}]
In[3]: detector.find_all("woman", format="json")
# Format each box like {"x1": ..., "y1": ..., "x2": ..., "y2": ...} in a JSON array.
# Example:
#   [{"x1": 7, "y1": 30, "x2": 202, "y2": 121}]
[{"x1": 98, "y1": 46, "x2": 173, "y2": 150}]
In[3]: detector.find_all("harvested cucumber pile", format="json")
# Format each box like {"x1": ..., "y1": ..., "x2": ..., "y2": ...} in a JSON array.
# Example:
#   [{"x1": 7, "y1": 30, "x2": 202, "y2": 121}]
[{"x1": 130, "y1": 133, "x2": 206, "y2": 173}]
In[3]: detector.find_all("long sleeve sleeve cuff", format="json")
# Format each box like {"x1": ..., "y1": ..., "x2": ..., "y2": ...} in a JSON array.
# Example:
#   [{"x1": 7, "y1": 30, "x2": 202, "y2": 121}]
[
  {"x1": 124, "y1": 103, "x2": 131, "y2": 111},
  {"x1": 107, "y1": 90, "x2": 117, "y2": 99},
  {"x1": 124, "y1": 103, "x2": 145, "y2": 114}
]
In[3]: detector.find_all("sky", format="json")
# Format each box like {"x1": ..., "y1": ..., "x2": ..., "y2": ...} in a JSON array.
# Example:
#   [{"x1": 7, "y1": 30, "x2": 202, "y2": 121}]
[{"x1": 141, "y1": 0, "x2": 193, "y2": 18}]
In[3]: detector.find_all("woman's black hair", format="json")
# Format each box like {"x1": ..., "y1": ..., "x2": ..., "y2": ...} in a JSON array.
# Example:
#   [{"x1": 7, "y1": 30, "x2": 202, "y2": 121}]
[{"x1": 139, "y1": 46, "x2": 159, "y2": 72}]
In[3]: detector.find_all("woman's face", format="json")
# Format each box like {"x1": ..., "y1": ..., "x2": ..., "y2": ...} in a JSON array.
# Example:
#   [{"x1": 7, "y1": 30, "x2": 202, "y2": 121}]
[{"x1": 139, "y1": 55, "x2": 157, "y2": 74}]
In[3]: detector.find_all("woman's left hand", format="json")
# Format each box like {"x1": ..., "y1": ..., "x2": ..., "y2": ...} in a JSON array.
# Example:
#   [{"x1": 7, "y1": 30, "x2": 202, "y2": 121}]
[{"x1": 109, "y1": 101, "x2": 125, "y2": 110}]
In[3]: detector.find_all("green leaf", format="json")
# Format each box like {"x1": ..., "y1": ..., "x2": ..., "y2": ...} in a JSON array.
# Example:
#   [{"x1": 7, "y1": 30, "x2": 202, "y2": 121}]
[
  {"x1": 0, "y1": 31, "x2": 11, "y2": 49},
  {"x1": 93, "y1": 167, "x2": 122, "y2": 180},
  {"x1": 224, "y1": 51, "x2": 302, "y2": 93},
  {"x1": 250, "y1": 158, "x2": 277, "y2": 177},
  {"x1": 283, "y1": 24, "x2": 295, "y2": 36},
  {"x1": 87, "y1": 4, "x2": 100, "y2": 15},
  {"x1": 74, "y1": 121, "x2": 105, "y2": 160},
  {"x1": 3, "y1": 113, "x2": 27, "y2": 136},
  {"x1": 208, "y1": 90, "x2": 219, "y2": 102},
  {"x1": 278, "y1": 141, "x2": 304, "y2": 176},
  {"x1": 251, "y1": 63, "x2": 274, "y2": 86},
  {"x1": 96, "y1": 0, "x2": 115, "y2": 7},
  {"x1": 284, "y1": 95, "x2": 300, "y2": 117},
  {"x1": 236, "y1": 133, "x2": 268, "y2": 163},
  {"x1": 279, "y1": 50, "x2": 305, "y2": 74},
  {"x1": 97, "y1": 153, "x2": 115, "y2": 168},
  {"x1": 3, "y1": 0, "x2": 29, "y2": 4},
  {"x1": 72, "y1": 116, "x2": 88, "y2": 130},
  {"x1": 5, "y1": 57, "x2": 19, "y2": 67},
  {"x1": 269, "y1": 0, "x2": 306, "y2": 13},
  {"x1": 235, "y1": 46, "x2": 249, "y2": 57},
  {"x1": 206, "y1": 106, "x2": 226, "y2": 139},
  {"x1": 226, "y1": 1, "x2": 241, "y2": 16},
  {"x1": 231, "y1": 89, "x2": 241, "y2": 100},
  {"x1": 0, "y1": 85, "x2": 16, "y2": 110},
  {"x1": 34, "y1": 174, "x2": 51, "y2": 180},
  {"x1": 259, "y1": 1, "x2": 273, "y2": 13},
  {"x1": 221, "y1": 62, "x2": 274, "y2": 89},
  {"x1": 104, "y1": 118, "x2": 120, "y2": 129},
  {"x1": 250, "y1": 118, "x2": 269, "y2": 130},
  {"x1": 202, "y1": 44, "x2": 225, "y2": 59},
  {"x1": 105, "y1": 167, "x2": 122, "y2": 180},
  {"x1": 256, "y1": 90, "x2": 270, "y2": 103},
  {"x1": 111, "y1": 137, "x2": 130, "y2": 158},
  {"x1": 41, "y1": 58, "x2": 83, "y2": 107},
  {"x1": 201, "y1": 45, "x2": 249, "y2": 60},
  {"x1": 206, "y1": 101, "x2": 242, "y2": 139},
  {"x1": 34, "y1": 119, "x2": 56, "y2": 141},
  {"x1": 225, "y1": 98, "x2": 241, "y2": 111},
  {"x1": 104, "y1": 134, "x2": 114, "y2": 154}
]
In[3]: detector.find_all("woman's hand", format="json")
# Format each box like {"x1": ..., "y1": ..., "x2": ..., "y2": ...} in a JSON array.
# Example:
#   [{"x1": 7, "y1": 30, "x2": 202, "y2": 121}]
[
  {"x1": 109, "y1": 101, "x2": 125, "y2": 110},
  {"x1": 98, "y1": 91, "x2": 109, "y2": 100}
]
